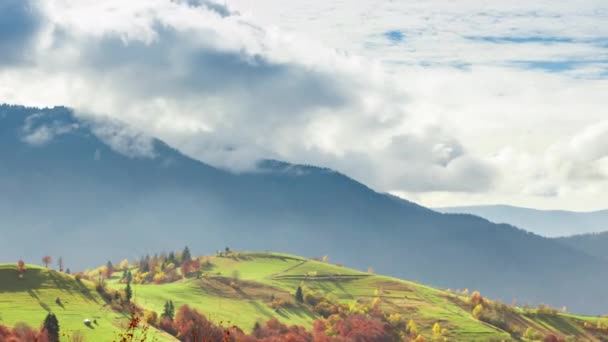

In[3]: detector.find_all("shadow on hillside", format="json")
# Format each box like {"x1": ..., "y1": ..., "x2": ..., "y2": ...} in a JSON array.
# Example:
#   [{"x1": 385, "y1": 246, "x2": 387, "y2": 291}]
[
  {"x1": 0, "y1": 268, "x2": 46, "y2": 292},
  {"x1": 48, "y1": 272, "x2": 76, "y2": 295},
  {"x1": 28, "y1": 289, "x2": 51, "y2": 312},
  {"x1": 533, "y1": 314, "x2": 581, "y2": 336},
  {"x1": 249, "y1": 299, "x2": 275, "y2": 318}
]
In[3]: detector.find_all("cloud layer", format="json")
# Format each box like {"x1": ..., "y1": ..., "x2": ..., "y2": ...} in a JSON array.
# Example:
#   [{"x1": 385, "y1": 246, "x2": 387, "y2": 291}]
[{"x1": 0, "y1": 0, "x2": 606, "y2": 210}]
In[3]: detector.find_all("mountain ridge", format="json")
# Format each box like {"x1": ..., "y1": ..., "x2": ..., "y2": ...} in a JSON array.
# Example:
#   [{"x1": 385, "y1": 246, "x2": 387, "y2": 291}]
[
  {"x1": 436, "y1": 204, "x2": 608, "y2": 237},
  {"x1": 1, "y1": 104, "x2": 607, "y2": 314}
]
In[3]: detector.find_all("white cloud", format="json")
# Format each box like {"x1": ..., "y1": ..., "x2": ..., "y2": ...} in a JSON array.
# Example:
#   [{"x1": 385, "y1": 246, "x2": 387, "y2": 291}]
[
  {"x1": 90, "y1": 118, "x2": 158, "y2": 159},
  {"x1": 21, "y1": 112, "x2": 77, "y2": 145},
  {"x1": 0, "y1": 0, "x2": 607, "y2": 210}
]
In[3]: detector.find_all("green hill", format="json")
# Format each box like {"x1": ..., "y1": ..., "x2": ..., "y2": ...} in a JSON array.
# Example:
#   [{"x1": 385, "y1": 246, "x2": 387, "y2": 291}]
[
  {"x1": 107, "y1": 252, "x2": 606, "y2": 341},
  {"x1": 0, "y1": 264, "x2": 173, "y2": 341},
  {"x1": 2, "y1": 253, "x2": 607, "y2": 341}
]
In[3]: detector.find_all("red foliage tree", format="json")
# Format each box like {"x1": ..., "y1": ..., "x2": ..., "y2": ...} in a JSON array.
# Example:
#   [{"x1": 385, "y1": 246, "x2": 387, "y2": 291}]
[
  {"x1": 331, "y1": 314, "x2": 393, "y2": 342},
  {"x1": 251, "y1": 318, "x2": 313, "y2": 342},
  {"x1": 544, "y1": 333, "x2": 564, "y2": 342},
  {"x1": 42, "y1": 256, "x2": 52, "y2": 269},
  {"x1": 159, "y1": 317, "x2": 177, "y2": 336},
  {"x1": 17, "y1": 260, "x2": 26, "y2": 278},
  {"x1": 174, "y1": 305, "x2": 227, "y2": 342},
  {"x1": 180, "y1": 261, "x2": 191, "y2": 278},
  {"x1": 0, "y1": 322, "x2": 48, "y2": 342},
  {"x1": 470, "y1": 291, "x2": 484, "y2": 306}
]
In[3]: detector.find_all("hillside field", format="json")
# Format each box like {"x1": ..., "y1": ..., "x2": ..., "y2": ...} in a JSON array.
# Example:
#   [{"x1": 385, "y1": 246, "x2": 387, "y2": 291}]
[{"x1": 2, "y1": 252, "x2": 607, "y2": 341}]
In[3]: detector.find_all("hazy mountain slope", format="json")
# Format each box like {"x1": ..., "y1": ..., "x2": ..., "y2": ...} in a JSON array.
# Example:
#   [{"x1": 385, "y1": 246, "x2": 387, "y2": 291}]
[
  {"x1": 556, "y1": 232, "x2": 608, "y2": 261},
  {"x1": 436, "y1": 205, "x2": 608, "y2": 237},
  {"x1": 1, "y1": 104, "x2": 607, "y2": 314}
]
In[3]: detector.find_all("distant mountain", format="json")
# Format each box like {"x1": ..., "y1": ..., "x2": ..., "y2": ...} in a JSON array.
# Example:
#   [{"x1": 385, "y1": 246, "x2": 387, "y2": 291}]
[
  {"x1": 1, "y1": 104, "x2": 608, "y2": 314},
  {"x1": 435, "y1": 205, "x2": 608, "y2": 237},
  {"x1": 556, "y1": 232, "x2": 608, "y2": 261}
]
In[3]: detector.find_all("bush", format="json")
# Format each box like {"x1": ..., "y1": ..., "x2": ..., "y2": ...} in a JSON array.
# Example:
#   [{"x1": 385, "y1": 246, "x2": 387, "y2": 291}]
[
  {"x1": 524, "y1": 327, "x2": 542, "y2": 340},
  {"x1": 144, "y1": 310, "x2": 158, "y2": 327},
  {"x1": 536, "y1": 304, "x2": 559, "y2": 316},
  {"x1": 269, "y1": 298, "x2": 292, "y2": 310},
  {"x1": 158, "y1": 317, "x2": 177, "y2": 336}
]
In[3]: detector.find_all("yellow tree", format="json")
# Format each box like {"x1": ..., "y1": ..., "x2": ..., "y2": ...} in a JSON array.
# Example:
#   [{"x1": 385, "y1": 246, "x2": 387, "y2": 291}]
[
  {"x1": 432, "y1": 322, "x2": 442, "y2": 340},
  {"x1": 413, "y1": 335, "x2": 426, "y2": 342},
  {"x1": 473, "y1": 304, "x2": 483, "y2": 319},
  {"x1": 406, "y1": 319, "x2": 418, "y2": 336}
]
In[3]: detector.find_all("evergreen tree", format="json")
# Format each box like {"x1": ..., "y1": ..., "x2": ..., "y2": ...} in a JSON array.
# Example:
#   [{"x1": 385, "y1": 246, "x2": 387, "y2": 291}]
[
  {"x1": 162, "y1": 301, "x2": 170, "y2": 318},
  {"x1": 169, "y1": 300, "x2": 175, "y2": 318},
  {"x1": 182, "y1": 246, "x2": 192, "y2": 263},
  {"x1": 162, "y1": 300, "x2": 175, "y2": 319},
  {"x1": 125, "y1": 282, "x2": 133, "y2": 302},
  {"x1": 126, "y1": 270, "x2": 133, "y2": 283},
  {"x1": 66, "y1": 268, "x2": 70, "y2": 275},
  {"x1": 295, "y1": 286, "x2": 304, "y2": 303},
  {"x1": 43, "y1": 312, "x2": 60, "y2": 342},
  {"x1": 162, "y1": 300, "x2": 176, "y2": 319},
  {"x1": 168, "y1": 251, "x2": 176, "y2": 264}
]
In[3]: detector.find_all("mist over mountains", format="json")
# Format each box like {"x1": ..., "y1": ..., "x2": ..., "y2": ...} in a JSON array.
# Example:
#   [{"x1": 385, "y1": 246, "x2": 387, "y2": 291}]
[
  {"x1": 437, "y1": 205, "x2": 608, "y2": 237},
  {"x1": 1, "y1": 104, "x2": 607, "y2": 315}
]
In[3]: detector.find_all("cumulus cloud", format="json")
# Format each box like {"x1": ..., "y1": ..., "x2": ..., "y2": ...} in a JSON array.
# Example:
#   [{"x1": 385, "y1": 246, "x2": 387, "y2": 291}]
[
  {"x1": 0, "y1": 0, "x2": 606, "y2": 209},
  {"x1": 0, "y1": 0, "x2": 496, "y2": 194}
]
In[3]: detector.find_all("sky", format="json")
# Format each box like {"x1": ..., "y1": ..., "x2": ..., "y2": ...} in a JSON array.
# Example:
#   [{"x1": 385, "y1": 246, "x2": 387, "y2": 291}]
[{"x1": 0, "y1": 0, "x2": 607, "y2": 211}]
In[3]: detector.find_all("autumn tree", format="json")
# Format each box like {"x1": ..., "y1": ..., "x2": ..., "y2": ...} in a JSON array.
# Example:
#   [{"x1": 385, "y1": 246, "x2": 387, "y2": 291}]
[
  {"x1": 252, "y1": 318, "x2": 312, "y2": 341},
  {"x1": 180, "y1": 261, "x2": 191, "y2": 278},
  {"x1": 544, "y1": 333, "x2": 562, "y2": 342},
  {"x1": 43, "y1": 312, "x2": 60, "y2": 342},
  {"x1": 473, "y1": 304, "x2": 483, "y2": 319},
  {"x1": 17, "y1": 260, "x2": 26, "y2": 279},
  {"x1": 295, "y1": 286, "x2": 304, "y2": 303},
  {"x1": 406, "y1": 319, "x2": 418, "y2": 337},
  {"x1": 432, "y1": 322, "x2": 442, "y2": 340},
  {"x1": 471, "y1": 291, "x2": 483, "y2": 306},
  {"x1": 332, "y1": 314, "x2": 393, "y2": 341},
  {"x1": 0, "y1": 322, "x2": 44, "y2": 341},
  {"x1": 106, "y1": 261, "x2": 114, "y2": 278},
  {"x1": 119, "y1": 259, "x2": 129, "y2": 271},
  {"x1": 413, "y1": 335, "x2": 427, "y2": 342},
  {"x1": 174, "y1": 305, "x2": 226, "y2": 342},
  {"x1": 42, "y1": 256, "x2": 52, "y2": 269}
]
